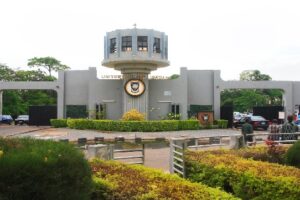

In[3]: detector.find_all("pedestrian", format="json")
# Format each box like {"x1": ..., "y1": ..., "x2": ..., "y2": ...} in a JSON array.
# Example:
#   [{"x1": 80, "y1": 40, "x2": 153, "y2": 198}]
[
  {"x1": 242, "y1": 118, "x2": 254, "y2": 145},
  {"x1": 268, "y1": 119, "x2": 280, "y2": 141},
  {"x1": 281, "y1": 115, "x2": 298, "y2": 140}
]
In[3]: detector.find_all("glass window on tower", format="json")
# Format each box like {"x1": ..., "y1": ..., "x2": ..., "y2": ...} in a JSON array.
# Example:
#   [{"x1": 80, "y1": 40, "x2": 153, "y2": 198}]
[
  {"x1": 122, "y1": 36, "x2": 132, "y2": 51},
  {"x1": 110, "y1": 38, "x2": 117, "y2": 53},
  {"x1": 153, "y1": 37, "x2": 161, "y2": 53},
  {"x1": 138, "y1": 36, "x2": 148, "y2": 51}
]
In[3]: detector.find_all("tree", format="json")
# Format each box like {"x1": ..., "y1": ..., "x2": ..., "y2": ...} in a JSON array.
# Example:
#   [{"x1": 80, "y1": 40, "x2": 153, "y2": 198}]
[
  {"x1": 27, "y1": 57, "x2": 69, "y2": 76},
  {"x1": 221, "y1": 70, "x2": 283, "y2": 112},
  {"x1": 0, "y1": 65, "x2": 57, "y2": 116},
  {"x1": 0, "y1": 64, "x2": 15, "y2": 81},
  {"x1": 240, "y1": 70, "x2": 271, "y2": 81},
  {"x1": 170, "y1": 74, "x2": 180, "y2": 79}
]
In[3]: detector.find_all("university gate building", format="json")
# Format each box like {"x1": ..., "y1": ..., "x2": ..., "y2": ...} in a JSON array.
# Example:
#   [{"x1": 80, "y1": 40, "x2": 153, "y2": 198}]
[{"x1": 1, "y1": 28, "x2": 300, "y2": 123}]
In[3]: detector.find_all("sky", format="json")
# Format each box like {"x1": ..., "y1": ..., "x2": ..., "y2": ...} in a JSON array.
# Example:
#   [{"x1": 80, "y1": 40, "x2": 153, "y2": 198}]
[{"x1": 1, "y1": 0, "x2": 300, "y2": 81}]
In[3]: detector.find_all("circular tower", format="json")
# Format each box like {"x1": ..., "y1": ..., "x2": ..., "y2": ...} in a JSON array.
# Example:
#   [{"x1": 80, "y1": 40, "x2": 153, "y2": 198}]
[{"x1": 102, "y1": 28, "x2": 169, "y2": 118}]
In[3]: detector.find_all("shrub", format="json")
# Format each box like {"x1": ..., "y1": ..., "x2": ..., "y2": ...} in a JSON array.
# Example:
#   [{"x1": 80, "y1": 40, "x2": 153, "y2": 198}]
[
  {"x1": 178, "y1": 120, "x2": 199, "y2": 130},
  {"x1": 90, "y1": 159, "x2": 239, "y2": 200},
  {"x1": 66, "y1": 119, "x2": 199, "y2": 132},
  {"x1": 50, "y1": 119, "x2": 68, "y2": 128},
  {"x1": 165, "y1": 112, "x2": 181, "y2": 120},
  {"x1": 0, "y1": 138, "x2": 92, "y2": 200},
  {"x1": 202, "y1": 146, "x2": 288, "y2": 164},
  {"x1": 285, "y1": 141, "x2": 300, "y2": 168},
  {"x1": 185, "y1": 150, "x2": 300, "y2": 200},
  {"x1": 67, "y1": 118, "x2": 95, "y2": 129},
  {"x1": 216, "y1": 119, "x2": 228, "y2": 128},
  {"x1": 122, "y1": 109, "x2": 145, "y2": 121}
]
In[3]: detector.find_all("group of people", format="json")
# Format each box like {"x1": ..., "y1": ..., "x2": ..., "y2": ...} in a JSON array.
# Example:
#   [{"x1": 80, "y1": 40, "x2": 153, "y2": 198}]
[{"x1": 242, "y1": 115, "x2": 298, "y2": 145}]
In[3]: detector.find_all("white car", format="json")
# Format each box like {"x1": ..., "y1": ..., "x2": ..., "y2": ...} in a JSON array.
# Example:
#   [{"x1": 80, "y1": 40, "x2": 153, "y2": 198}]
[{"x1": 15, "y1": 115, "x2": 29, "y2": 125}]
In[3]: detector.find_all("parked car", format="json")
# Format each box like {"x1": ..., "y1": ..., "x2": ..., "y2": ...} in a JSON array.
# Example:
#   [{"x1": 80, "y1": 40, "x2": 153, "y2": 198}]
[
  {"x1": 233, "y1": 115, "x2": 270, "y2": 130},
  {"x1": 0, "y1": 115, "x2": 14, "y2": 125},
  {"x1": 15, "y1": 115, "x2": 29, "y2": 125}
]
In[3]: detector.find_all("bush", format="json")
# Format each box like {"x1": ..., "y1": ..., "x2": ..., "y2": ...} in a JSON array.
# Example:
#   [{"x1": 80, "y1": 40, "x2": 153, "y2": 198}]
[
  {"x1": 50, "y1": 119, "x2": 68, "y2": 128},
  {"x1": 67, "y1": 118, "x2": 95, "y2": 129},
  {"x1": 122, "y1": 109, "x2": 145, "y2": 121},
  {"x1": 201, "y1": 147, "x2": 288, "y2": 164},
  {"x1": 178, "y1": 120, "x2": 199, "y2": 130},
  {"x1": 90, "y1": 159, "x2": 238, "y2": 200},
  {"x1": 0, "y1": 138, "x2": 92, "y2": 200},
  {"x1": 216, "y1": 119, "x2": 228, "y2": 128},
  {"x1": 65, "y1": 119, "x2": 199, "y2": 132},
  {"x1": 285, "y1": 141, "x2": 300, "y2": 168},
  {"x1": 185, "y1": 150, "x2": 300, "y2": 200}
]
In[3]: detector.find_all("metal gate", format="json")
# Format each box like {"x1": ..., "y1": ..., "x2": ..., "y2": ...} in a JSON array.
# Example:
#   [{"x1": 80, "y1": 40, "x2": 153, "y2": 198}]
[
  {"x1": 29, "y1": 106, "x2": 57, "y2": 126},
  {"x1": 221, "y1": 106, "x2": 233, "y2": 128},
  {"x1": 113, "y1": 144, "x2": 145, "y2": 165}
]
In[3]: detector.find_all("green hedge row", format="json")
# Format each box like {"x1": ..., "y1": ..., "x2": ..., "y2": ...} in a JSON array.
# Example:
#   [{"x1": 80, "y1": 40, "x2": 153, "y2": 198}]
[
  {"x1": 216, "y1": 119, "x2": 228, "y2": 128},
  {"x1": 50, "y1": 119, "x2": 68, "y2": 128},
  {"x1": 51, "y1": 119, "x2": 200, "y2": 132},
  {"x1": 90, "y1": 159, "x2": 239, "y2": 200},
  {"x1": 0, "y1": 138, "x2": 92, "y2": 200},
  {"x1": 185, "y1": 150, "x2": 300, "y2": 200}
]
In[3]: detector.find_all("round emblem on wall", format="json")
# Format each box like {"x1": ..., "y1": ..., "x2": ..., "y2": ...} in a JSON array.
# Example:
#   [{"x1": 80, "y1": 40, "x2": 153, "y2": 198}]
[{"x1": 124, "y1": 79, "x2": 146, "y2": 97}]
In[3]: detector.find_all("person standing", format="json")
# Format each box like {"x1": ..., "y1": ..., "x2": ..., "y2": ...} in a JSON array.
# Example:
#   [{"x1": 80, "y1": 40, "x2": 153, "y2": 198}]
[
  {"x1": 268, "y1": 119, "x2": 280, "y2": 140},
  {"x1": 281, "y1": 115, "x2": 298, "y2": 140},
  {"x1": 242, "y1": 118, "x2": 254, "y2": 145}
]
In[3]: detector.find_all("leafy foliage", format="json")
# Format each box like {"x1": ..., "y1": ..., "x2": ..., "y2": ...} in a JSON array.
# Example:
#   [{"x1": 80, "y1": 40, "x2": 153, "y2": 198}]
[
  {"x1": 165, "y1": 112, "x2": 181, "y2": 120},
  {"x1": 221, "y1": 70, "x2": 283, "y2": 112},
  {"x1": 122, "y1": 109, "x2": 145, "y2": 121},
  {"x1": 58, "y1": 118, "x2": 199, "y2": 131},
  {"x1": 90, "y1": 159, "x2": 239, "y2": 200},
  {"x1": 1, "y1": 65, "x2": 57, "y2": 117},
  {"x1": 185, "y1": 149, "x2": 300, "y2": 200},
  {"x1": 28, "y1": 56, "x2": 69, "y2": 76},
  {"x1": 0, "y1": 138, "x2": 92, "y2": 200},
  {"x1": 285, "y1": 141, "x2": 300, "y2": 168},
  {"x1": 50, "y1": 119, "x2": 68, "y2": 128},
  {"x1": 216, "y1": 119, "x2": 228, "y2": 128}
]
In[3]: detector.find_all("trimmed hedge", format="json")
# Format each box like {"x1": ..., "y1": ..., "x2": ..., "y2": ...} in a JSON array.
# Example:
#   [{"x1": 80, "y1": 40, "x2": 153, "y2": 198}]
[
  {"x1": 52, "y1": 119, "x2": 199, "y2": 132},
  {"x1": 50, "y1": 119, "x2": 68, "y2": 128},
  {"x1": 185, "y1": 150, "x2": 300, "y2": 200},
  {"x1": 0, "y1": 138, "x2": 92, "y2": 200},
  {"x1": 90, "y1": 159, "x2": 239, "y2": 200},
  {"x1": 178, "y1": 120, "x2": 199, "y2": 130},
  {"x1": 216, "y1": 119, "x2": 228, "y2": 128},
  {"x1": 199, "y1": 146, "x2": 288, "y2": 164}
]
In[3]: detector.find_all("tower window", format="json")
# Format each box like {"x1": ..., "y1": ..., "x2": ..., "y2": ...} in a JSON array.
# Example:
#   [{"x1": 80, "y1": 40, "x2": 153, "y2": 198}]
[
  {"x1": 153, "y1": 38, "x2": 160, "y2": 53},
  {"x1": 122, "y1": 36, "x2": 132, "y2": 51},
  {"x1": 110, "y1": 38, "x2": 117, "y2": 53},
  {"x1": 138, "y1": 36, "x2": 148, "y2": 51}
]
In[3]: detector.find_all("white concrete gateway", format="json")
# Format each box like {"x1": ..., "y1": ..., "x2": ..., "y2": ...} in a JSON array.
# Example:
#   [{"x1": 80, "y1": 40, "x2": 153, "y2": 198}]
[{"x1": 1, "y1": 27, "x2": 300, "y2": 120}]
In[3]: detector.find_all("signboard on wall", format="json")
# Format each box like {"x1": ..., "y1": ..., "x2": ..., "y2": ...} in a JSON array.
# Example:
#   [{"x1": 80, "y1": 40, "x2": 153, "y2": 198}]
[{"x1": 278, "y1": 111, "x2": 285, "y2": 119}]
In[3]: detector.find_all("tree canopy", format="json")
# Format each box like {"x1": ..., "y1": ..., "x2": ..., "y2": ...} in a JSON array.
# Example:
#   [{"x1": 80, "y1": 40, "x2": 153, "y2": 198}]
[
  {"x1": 221, "y1": 70, "x2": 283, "y2": 112},
  {"x1": 240, "y1": 70, "x2": 271, "y2": 81},
  {"x1": 27, "y1": 57, "x2": 69, "y2": 76},
  {"x1": 1, "y1": 64, "x2": 57, "y2": 117}
]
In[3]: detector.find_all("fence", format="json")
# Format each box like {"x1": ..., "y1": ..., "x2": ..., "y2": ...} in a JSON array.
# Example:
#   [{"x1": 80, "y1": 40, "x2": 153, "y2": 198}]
[
  {"x1": 113, "y1": 144, "x2": 145, "y2": 165},
  {"x1": 75, "y1": 138, "x2": 145, "y2": 165},
  {"x1": 170, "y1": 133, "x2": 300, "y2": 178}
]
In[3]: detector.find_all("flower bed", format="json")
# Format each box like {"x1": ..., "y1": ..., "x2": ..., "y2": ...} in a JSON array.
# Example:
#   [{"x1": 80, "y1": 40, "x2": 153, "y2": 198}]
[
  {"x1": 185, "y1": 149, "x2": 300, "y2": 200},
  {"x1": 90, "y1": 159, "x2": 239, "y2": 200}
]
